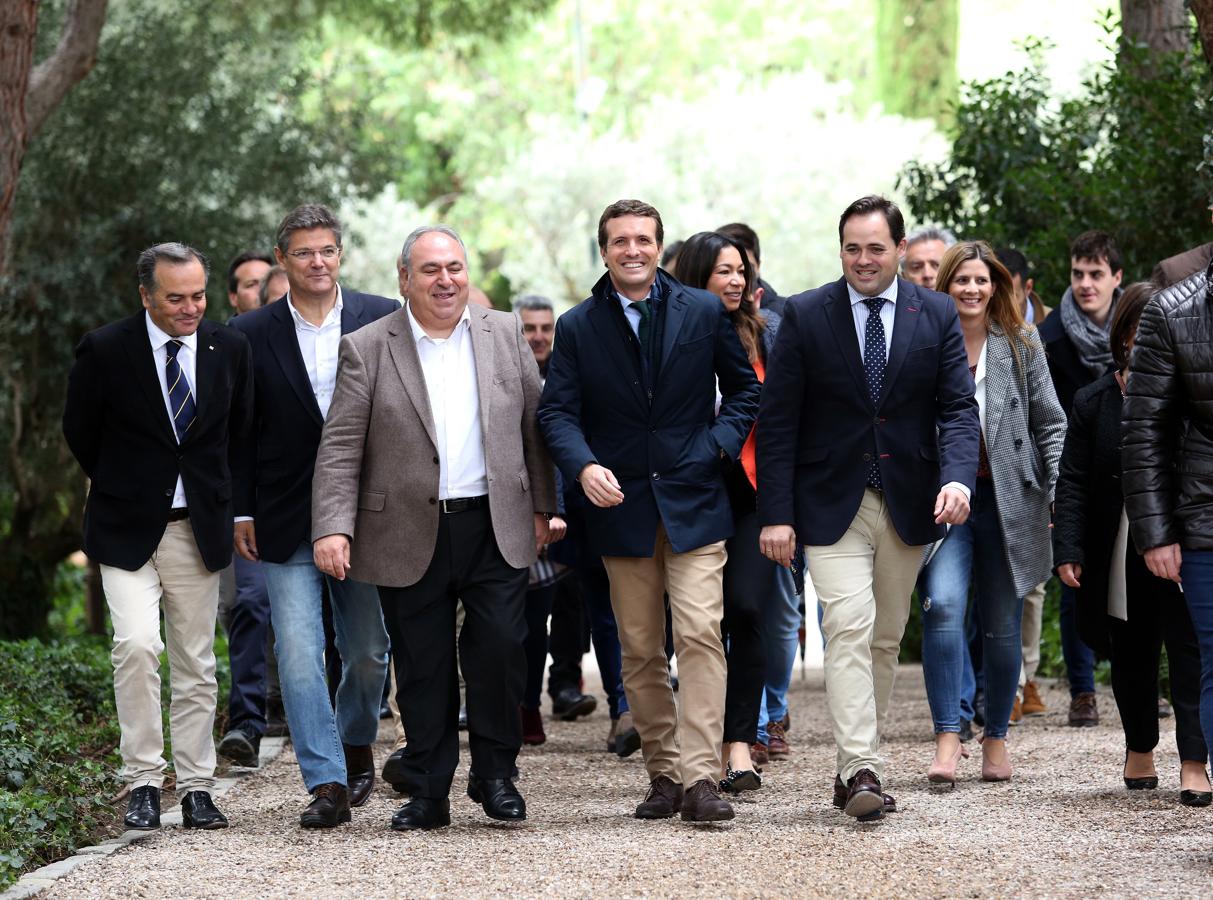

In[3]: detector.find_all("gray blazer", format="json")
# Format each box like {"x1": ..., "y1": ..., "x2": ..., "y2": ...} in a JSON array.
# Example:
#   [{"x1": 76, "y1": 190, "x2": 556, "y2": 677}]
[
  {"x1": 311, "y1": 304, "x2": 556, "y2": 588},
  {"x1": 981, "y1": 326, "x2": 1067, "y2": 596}
]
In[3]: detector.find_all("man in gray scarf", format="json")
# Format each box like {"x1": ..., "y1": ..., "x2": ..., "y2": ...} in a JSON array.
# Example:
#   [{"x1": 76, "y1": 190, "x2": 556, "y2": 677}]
[{"x1": 1037, "y1": 229, "x2": 1124, "y2": 730}]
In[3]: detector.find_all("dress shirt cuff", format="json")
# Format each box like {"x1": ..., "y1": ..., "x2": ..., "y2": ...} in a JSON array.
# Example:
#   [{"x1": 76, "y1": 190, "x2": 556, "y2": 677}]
[
  {"x1": 940, "y1": 481, "x2": 971, "y2": 501},
  {"x1": 234, "y1": 516, "x2": 254, "y2": 523}
]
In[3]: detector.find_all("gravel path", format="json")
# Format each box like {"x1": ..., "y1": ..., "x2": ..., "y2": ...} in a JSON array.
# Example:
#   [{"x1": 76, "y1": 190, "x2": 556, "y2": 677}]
[{"x1": 41, "y1": 665, "x2": 1212, "y2": 899}]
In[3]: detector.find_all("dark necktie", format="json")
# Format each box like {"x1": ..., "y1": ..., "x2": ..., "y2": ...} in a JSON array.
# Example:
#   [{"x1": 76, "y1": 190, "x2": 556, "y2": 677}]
[
  {"x1": 863, "y1": 297, "x2": 887, "y2": 489},
  {"x1": 629, "y1": 300, "x2": 652, "y2": 357},
  {"x1": 165, "y1": 339, "x2": 196, "y2": 441}
]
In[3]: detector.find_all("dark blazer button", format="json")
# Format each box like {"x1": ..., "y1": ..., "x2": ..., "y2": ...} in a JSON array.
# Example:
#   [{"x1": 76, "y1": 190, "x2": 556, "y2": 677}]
[
  {"x1": 651, "y1": 472, "x2": 660, "y2": 480},
  {"x1": 862, "y1": 452, "x2": 872, "y2": 461},
  {"x1": 1014, "y1": 438, "x2": 1023, "y2": 448},
  {"x1": 164, "y1": 488, "x2": 173, "y2": 497},
  {"x1": 429, "y1": 497, "x2": 437, "y2": 505},
  {"x1": 433, "y1": 456, "x2": 439, "y2": 464},
  {"x1": 1010, "y1": 398, "x2": 1019, "y2": 407}
]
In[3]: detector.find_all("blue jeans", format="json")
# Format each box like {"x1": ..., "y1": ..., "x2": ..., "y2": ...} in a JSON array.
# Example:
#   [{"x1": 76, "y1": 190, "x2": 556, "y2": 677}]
[
  {"x1": 920, "y1": 480, "x2": 1023, "y2": 740},
  {"x1": 1180, "y1": 551, "x2": 1213, "y2": 754},
  {"x1": 757, "y1": 564, "x2": 802, "y2": 744},
  {"x1": 262, "y1": 541, "x2": 389, "y2": 791},
  {"x1": 1059, "y1": 582, "x2": 1095, "y2": 696},
  {"x1": 227, "y1": 553, "x2": 270, "y2": 733}
]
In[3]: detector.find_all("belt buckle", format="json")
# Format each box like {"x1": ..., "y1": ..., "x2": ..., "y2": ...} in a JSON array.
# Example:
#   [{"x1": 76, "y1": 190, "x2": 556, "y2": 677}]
[{"x1": 440, "y1": 498, "x2": 456, "y2": 514}]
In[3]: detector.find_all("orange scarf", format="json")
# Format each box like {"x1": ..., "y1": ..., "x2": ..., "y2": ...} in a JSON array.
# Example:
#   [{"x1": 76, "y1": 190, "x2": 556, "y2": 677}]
[{"x1": 741, "y1": 355, "x2": 765, "y2": 490}]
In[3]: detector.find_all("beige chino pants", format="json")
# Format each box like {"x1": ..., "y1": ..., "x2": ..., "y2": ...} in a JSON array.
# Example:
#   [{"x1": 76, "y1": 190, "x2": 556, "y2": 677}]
[
  {"x1": 603, "y1": 524, "x2": 727, "y2": 787},
  {"x1": 100, "y1": 519, "x2": 220, "y2": 792},
  {"x1": 807, "y1": 489, "x2": 923, "y2": 782},
  {"x1": 1019, "y1": 580, "x2": 1046, "y2": 691}
]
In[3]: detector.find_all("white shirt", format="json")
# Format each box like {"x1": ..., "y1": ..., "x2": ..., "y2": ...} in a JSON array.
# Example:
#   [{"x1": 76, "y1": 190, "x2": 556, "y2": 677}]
[
  {"x1": 845, "y1": 279, "x2": 970, "y2": 501},
  {"x1": 145, "y1": 312, "x2": 197, "y2": 509},
  {"x1": 406, "y1": 302, "x2": 488, "y2": 500},
  {"x1": 616, "y1": 283, "x2": 659, "y2": 339},
  {"x1": 287, "y1": 286, "x2": 344, "y2": 420}
]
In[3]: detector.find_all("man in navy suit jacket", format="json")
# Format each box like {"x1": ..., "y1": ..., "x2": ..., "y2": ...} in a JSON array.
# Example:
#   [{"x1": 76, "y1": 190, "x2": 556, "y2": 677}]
[
  {"x1": 230, "y1": 205, "x2": 394, "y2": 829},
  {"x1": 757, "y1": 196, "x2": 979, "y2": 822},
  {"x1": 539, "y1": 199, "x2": 760, "y2": 823}
]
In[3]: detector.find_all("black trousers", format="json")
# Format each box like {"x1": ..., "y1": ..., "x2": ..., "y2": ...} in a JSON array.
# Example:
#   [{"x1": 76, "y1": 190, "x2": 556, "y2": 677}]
[
  {"x1": 1108, "y1": 550, "x2": 1207, "y2": 762},
  {"x1": 523, "y1": 583, "x2": 555, "y2": 709},
  {"x1": 547, "y1": 576, "x2": 589, "y2": 697},
  {"x1": 378, "y1": 506, "x2": 529, "y2": 798},
  {"x1": 722, "y1": 511, "x2": 775, "y2": 743}
]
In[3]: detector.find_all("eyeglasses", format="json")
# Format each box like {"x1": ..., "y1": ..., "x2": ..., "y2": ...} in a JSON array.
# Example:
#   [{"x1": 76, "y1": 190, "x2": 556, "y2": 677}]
[{"x1": 287, "y1": 246, "x2": 340, "y2": 261}]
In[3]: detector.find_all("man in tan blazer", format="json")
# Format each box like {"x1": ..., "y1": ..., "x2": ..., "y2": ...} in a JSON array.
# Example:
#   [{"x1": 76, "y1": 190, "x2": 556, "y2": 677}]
[{"x1": 312, "y1": 225, "x2": 556, "y2": 832}]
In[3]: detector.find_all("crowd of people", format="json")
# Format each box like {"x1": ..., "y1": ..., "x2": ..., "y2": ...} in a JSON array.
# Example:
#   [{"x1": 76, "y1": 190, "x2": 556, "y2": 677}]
[{"x1": 60, "y1": 191, "x2": 1213, "y2": 833}]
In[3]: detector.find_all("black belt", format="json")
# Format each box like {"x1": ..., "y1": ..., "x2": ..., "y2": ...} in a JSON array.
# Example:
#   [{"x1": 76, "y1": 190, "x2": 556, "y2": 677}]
[
  {"x1": 167, "y1": 507, "x2": 189, "y2": 522},
  {"x1": 440, "y1": 495, "x2": 487, "y2": 514}
]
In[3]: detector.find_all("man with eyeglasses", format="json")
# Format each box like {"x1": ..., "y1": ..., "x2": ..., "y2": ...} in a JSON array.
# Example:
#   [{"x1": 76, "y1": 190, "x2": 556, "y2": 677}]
[{"x1": 230, "y1": 204, "x2": 397, "y2": 828}]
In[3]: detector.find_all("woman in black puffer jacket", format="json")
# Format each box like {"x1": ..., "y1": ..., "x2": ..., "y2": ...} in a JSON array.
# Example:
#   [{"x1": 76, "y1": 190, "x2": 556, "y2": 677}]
[
  {"x1": 1123, "y1": 259, "x2": 1213, "y2": 803},
  {"x1": 1057, "y1": 283, "x2": 1208, "y2": 804}
]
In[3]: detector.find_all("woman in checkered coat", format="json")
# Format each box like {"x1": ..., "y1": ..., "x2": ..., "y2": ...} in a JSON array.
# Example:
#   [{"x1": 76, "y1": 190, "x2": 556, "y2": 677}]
[{"x1": 918, "y1": 241, "x2": 1067, "y2": 786}]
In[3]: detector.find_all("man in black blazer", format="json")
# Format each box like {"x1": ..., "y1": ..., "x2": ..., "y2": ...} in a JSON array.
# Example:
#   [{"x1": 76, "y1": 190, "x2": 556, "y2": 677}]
[
  {"x1": 230, "y1": 205, "x2": 394, "y2": 829},
  {"x1": 757, "y1": 196, "x2": 979, "y2": 822},
  {"x1": 539, "y1": 199, "x2": 760, "y2": 823},
  {"x1": 63, "y1": 242, "x2": 252, "y2": 832}
]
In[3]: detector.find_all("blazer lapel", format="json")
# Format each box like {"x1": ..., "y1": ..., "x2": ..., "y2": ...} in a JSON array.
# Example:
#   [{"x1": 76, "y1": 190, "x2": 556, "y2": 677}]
[
  {"x1": 339, "y1": 288, "x2": 366, "y2": 336},
  {"x1": 122, "y1": 312, "x2": 176, "y2": 445},
  {"x1": 385, "y1": 308, "x2": 439, "y2": 450},
  {"x1": 823, "y1": 281, "x2": 869, "y2": 404},
  {"x1": 267, "y1": 299, "x2": 325, "y2": 427},
  {"x1": 658, "y1": 287, "x2": 688, "y2": 371},
  {"x1": 983, "y1": 332, "x2": 1013, "y2": 444},
  {"x1": 187, "y1": 321, "x2": 221, "y2": 439},
  {"x1": 878, "y1": 280, "x2": 922, "y2": 409},
  {"x1": 469, "y1": 307, "x2": 495, "y2": 438},
  {"x1": 587, "y1": 295, "x2": 649, "y2": 410}
]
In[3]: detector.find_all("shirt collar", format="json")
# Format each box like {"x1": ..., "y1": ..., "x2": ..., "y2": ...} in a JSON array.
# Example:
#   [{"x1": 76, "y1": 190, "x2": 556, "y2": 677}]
[
  {"x1": 846, "y1": 278, "x2": 899, "y2": 308},
  {"x1": 145, "y1": 311, "x2": 199, "y2": 354},
  {"x1": 286, "y1": 285, "x2": 344, "y2": 328},
  {"x1": 406, "y1": 300, "x2": 472, "y2": 343},
  {"x1": 615, "y1": 280, "x2": 661, "y2": 314}
]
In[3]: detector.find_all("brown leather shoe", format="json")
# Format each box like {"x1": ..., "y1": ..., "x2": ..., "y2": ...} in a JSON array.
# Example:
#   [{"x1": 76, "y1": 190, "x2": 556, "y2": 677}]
[
  {"x1": 300, "y1": 782, "x2": 351, "y2": 828},
  {"x1": 343, "y1": 743, "x2": 375, "y2": 807},
  {"x1": 1068, "y1": 692, "x2": 1099, "y2": 727},
  {"x1": 751, "y1": 741, "x2": 769, "y2": 766},
  {"x1": 681, "y1": 778, "x2": 735, "y2": 822},
  {"x1": 832, "y1": 775, "x2": 896, "y2": 816},
  {"x1": 843, "y1": 769, "x2": 884, "y2": 819},
  {"x1": 767, "y1": 720, "x2": 791, "y2": 758},
  {"x1": 634, "y1": 775, "x2": 683, "y2": 819}
]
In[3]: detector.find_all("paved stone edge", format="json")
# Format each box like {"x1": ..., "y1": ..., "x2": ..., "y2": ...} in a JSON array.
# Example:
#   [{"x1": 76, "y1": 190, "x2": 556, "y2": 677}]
[{"x1": 0, "y1": 736, "x2": 289, "y2": 900}]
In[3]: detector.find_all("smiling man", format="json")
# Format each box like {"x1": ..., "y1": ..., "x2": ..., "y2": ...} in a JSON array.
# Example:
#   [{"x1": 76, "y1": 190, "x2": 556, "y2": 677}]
[
  {"x1": 229, "y1": 204, "x2": 396, "y2": 829},
  {"x1": 756, "y1": 195, "x2": 978, "y2": 823},
  {"x1": 901, "y1": 226, "x2": 956, "y2": 291},
  {"x1": 311, "y1": 225, "x2": 556, "y2": 831},
  {"x1": 538, "y1": 199, "x2": 759, "y2": 824},
  {"x1": 63, "y1": 242, "x2": 253, "y2": 833}
]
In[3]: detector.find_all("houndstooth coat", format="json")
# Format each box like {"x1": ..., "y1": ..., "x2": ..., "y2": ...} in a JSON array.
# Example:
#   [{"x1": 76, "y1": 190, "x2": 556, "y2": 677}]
[{"x1": 979, "y1": 326, "x2": 1068, "y2": 597}]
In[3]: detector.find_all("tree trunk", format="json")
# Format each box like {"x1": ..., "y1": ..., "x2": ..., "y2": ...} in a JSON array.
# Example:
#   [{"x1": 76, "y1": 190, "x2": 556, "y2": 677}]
[
  {"x1": 0, "y1": 0, "x2": 108, "y2": 273},
  {"x1": 1119, "y1": 0, "x2": 1189, "y2": 75},
  {"x1": 875, "y1": 0, "x2": 960, "y2": 124},
  {"x1": 1193, "y1": 0, "x2": 1213, "y2": 70},
  {"x1": 0, "y1": 1, "x2": 39, "y2": 270}
]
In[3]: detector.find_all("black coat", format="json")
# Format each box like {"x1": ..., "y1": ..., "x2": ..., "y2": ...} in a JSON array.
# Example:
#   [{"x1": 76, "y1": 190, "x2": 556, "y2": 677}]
[
  {"x1": 1123, "y1": 260, "x2": 1213, "y2": 551},
  {"x1": 1037, "y1": 309, "x2": 1104, "y2": 419},
  {"x1": 538, "y1": 269, "x2": 760, "y2": 557},
  {"x1": 229, "y1": 289, "x2": 399, "y2": 563},
  {"x1": 63, "y1": 312, "x2": 253, "y2": 572}
]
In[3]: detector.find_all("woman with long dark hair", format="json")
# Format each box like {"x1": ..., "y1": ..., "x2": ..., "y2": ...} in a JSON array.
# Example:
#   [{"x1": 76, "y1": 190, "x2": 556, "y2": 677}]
[
  {"x1": 919, "y1": 241, "x2": 1066, "y2": 785},
  {"x1": 674, "y1": 231, "x2": 781, "y2": 794}
]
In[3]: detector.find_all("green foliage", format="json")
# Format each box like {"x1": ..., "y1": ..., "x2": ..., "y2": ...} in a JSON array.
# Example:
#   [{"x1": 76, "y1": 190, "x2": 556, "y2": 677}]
[
  {"x1": 0, "y1": 639, "x2": 119, "y2": 889},
  {"x1": 900, "y1": 31, "x2": 1213, "y2": 297},
  {"x1": 875, "y1": 0, "x2": 959, "y2": 123}
]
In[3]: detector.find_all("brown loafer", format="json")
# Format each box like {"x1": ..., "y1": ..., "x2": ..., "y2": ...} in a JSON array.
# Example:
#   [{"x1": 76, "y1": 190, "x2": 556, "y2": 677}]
[
  {"x1": 680, "y1": 778, "x2": 734, "y2": 822},
  {"x1": 767, "y1": 721, "x2": 791, "y2": 758},
  {"x1": 751, "y1": 741, "x2": 770, "y2": 766},
  {"x1": 343, "y1": 743, "x2": 375, "y2": 808},
  {"x1": 635, "y1": 775, "x2": 683, "y2": 819},
  {"x1": 832, "y1": 775, "x2": 896, "y2": 816},
  {"x1": 843, "y1": 769, "x2": 884, "y2": 819}
]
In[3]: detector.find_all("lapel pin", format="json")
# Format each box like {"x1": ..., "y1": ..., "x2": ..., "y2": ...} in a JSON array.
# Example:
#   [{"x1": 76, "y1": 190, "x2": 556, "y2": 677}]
[{"x1": 208, "y1": 345, "x2": 215, "y2": 350}]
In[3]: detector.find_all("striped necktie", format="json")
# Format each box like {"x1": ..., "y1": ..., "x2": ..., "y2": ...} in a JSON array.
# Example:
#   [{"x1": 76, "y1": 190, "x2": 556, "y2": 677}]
[{"x1": 165, "y1": 339, "x2": 196, "y2": 441}]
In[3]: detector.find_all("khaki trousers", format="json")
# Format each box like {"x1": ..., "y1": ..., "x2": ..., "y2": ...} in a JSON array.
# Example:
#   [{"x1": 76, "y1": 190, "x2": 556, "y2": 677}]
[
  {"x1": 1019, "y1": 580, "x2": 1046, "y2": 690},
  {"x1": 807, "y1": 489, "x2": 923, "y2": 782},
  {"x1": 602, "y1": 524, "x2": 727, "y2": 787},
  {"x1": 388, "y1": 661, "x2": 407, "y2": 751},
  {"x1": 100, "y1": 520, "x2": 220, "y2": 791}
]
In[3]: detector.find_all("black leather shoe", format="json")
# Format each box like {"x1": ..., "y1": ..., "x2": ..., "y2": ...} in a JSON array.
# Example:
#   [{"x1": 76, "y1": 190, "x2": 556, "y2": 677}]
[
  {"x1": 551, "y1": 687, "x2": 597, "y2": 721},
  {"x1": 344, "y1": 743, "x2": 375, "y2": 808},
  {"x1": 391, "y1": 797, "x2": 451, "y2": 831},
  {"x1": 382, "y1": 747, "x2": 408, "y2": 790},
  {"x1": 123, "y1": 785, "x2": 160, "y2": 830},
  {"x1": 958, "y1": 718, "x2": 974, "y2": 742},
  {"x1": 614, "y1": 712, "x2": 641, "y2": 758},
  {"x1": 467, "y1": 775, "x2": 526, "y2": 821},
  {"x1": 217, "y1": 725, "x2": 261, "y2": 768},
  {"x1": 1181, "y1": 789, "x2": 1213, "y2": 807},
  {"x1": 300, "y1": 782, "x2": 351, "y2": 828},
  {"x1": 181, "y1": 791, "x2": 229, "y2": 829}
]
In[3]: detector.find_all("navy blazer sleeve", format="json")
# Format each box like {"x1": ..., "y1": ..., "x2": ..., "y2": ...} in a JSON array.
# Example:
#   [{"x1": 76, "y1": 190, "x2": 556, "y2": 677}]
[
  {"x1": 538, "y1": 314, "x2": 597, "y2": 486},
  {"x1": 755, "y1": 298, "x2": 808, "y2": 527},
  {"x1": 709, "y1": 302, "x2": 761, "y2": 460},
  {"x1": 933, "y1": 297, "x2": 981, "y2": 492}
]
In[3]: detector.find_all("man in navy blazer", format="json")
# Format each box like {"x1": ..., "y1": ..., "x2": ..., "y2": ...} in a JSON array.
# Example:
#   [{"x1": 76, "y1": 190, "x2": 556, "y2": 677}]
[
  {"x1": 757, "y1": 196, "x2": 979, "y2": 822},
  {"x1": 230, "y1": 205, "x2": 394, "y2": 829},
  {"x1": 539, "y1": 199, "x2": 760, "y2": 823}
]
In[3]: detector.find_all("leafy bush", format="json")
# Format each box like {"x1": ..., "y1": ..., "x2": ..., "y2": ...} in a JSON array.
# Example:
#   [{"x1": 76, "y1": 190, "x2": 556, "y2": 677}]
[{"x1": 0, "y1": 639, "x2": 119, "y2": 889}]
